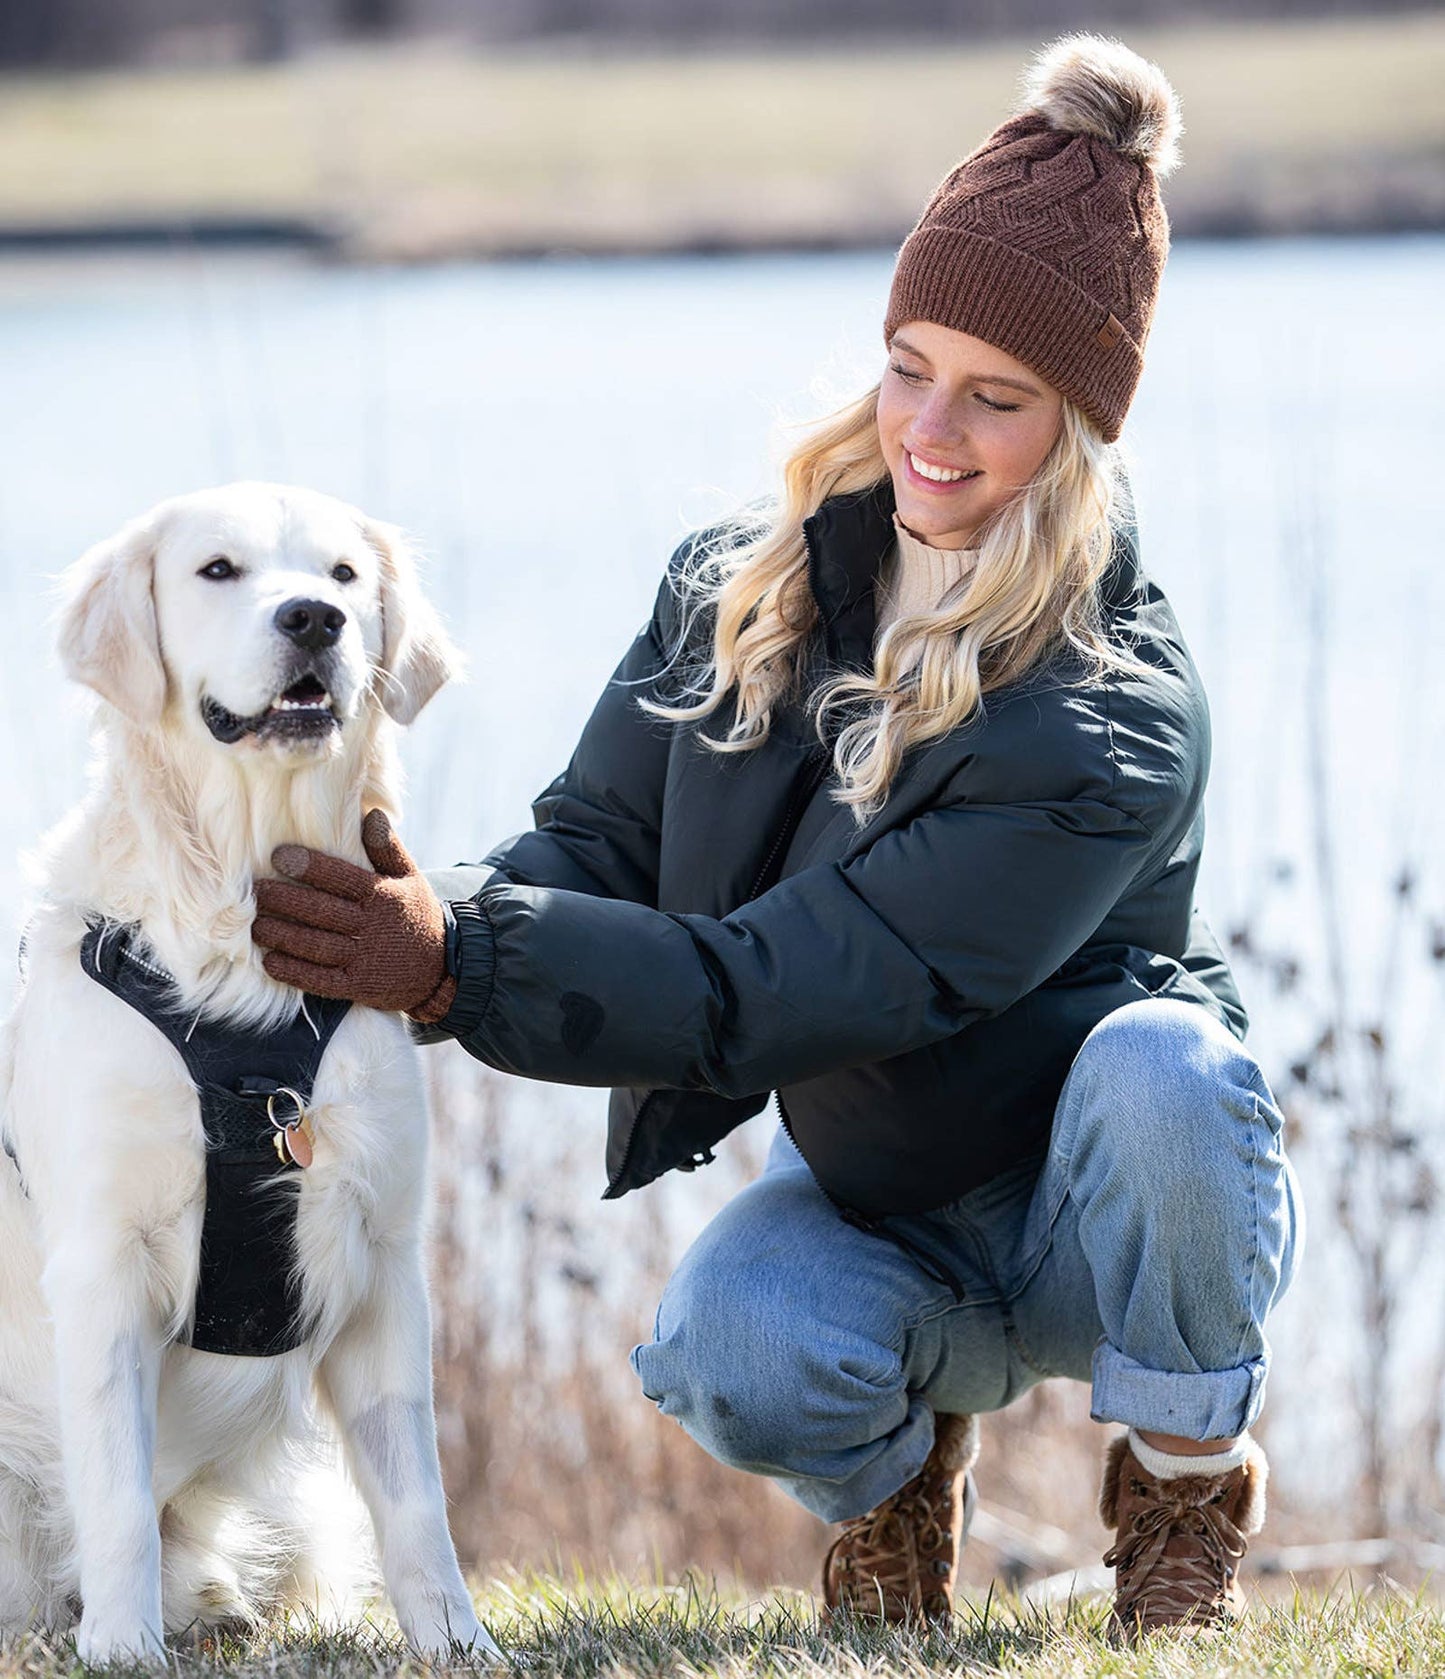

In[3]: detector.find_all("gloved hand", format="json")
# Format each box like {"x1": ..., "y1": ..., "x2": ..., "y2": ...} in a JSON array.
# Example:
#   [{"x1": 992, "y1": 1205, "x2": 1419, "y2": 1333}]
[{"x1": 252, "y1": 808, "x2": 458, "y2": 1022}]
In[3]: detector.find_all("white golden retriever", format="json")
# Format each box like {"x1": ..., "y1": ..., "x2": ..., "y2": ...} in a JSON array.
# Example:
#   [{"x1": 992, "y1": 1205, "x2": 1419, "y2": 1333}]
[{"x1": 0, "y1": 484, "x2": 498, "y2": 1662}]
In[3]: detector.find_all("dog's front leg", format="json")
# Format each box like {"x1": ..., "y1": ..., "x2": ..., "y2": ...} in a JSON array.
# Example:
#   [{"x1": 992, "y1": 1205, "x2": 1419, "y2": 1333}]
[
  {"x1": 46, "y1": 1247, "x2": 166, "y2": 1663},
  {"x1": 319, "y1": 1264, "x2": 499, "y2": 1662}
]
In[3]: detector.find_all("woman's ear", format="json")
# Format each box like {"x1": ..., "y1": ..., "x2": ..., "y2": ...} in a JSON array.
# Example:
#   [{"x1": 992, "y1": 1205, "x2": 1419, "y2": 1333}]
[
  {"x1": 365, "y1": 518, "x2": 462, "y2": 725},
  {"x1": 57, "y1": 512, "x2": 167, "y2": 727}
]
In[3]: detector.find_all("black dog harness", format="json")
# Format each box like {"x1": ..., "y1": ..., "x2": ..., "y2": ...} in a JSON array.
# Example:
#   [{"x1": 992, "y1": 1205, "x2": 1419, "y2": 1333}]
[{"x1": 76, "y1": 919, "x2": 351, "y2": 1357}]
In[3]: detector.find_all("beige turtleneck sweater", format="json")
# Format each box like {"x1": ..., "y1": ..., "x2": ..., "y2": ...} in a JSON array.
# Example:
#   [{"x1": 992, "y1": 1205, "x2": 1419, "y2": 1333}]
[{"x1": 874, "y1": 514, "x2": 978, "y2": 646}]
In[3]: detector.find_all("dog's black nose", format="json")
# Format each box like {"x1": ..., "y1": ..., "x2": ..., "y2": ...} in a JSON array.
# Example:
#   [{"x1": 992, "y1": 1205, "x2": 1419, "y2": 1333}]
[{"x1": 274, "y1": 598, "x2": 345, "y2": 651}]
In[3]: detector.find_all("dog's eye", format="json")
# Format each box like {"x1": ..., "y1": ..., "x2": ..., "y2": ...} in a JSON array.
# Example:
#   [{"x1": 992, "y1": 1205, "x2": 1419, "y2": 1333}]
[
  {"x1": 198, "y1": 557, "x2": 238, "y2": 581},
  {"x1": 331, "y1": 562, "x2": 357, "y2": 583}
]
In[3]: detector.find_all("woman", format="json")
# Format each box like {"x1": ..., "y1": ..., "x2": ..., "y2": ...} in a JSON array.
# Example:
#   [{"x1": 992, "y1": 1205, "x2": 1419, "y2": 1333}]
[{"x1": 253, "y1": 34, "x2": 1301, "y2": 1636}]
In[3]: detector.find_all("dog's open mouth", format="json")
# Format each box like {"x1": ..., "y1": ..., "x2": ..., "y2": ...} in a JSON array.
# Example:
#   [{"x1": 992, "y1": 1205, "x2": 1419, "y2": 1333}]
[{"x1": 202, "y1": 675, "x2": 340, "y2": 745}]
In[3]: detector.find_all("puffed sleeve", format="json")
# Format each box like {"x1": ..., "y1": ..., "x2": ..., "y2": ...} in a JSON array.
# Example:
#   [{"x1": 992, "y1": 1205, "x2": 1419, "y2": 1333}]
[{"x1": 430, "y1": 790, "x2": 1154, "y2": 1096}]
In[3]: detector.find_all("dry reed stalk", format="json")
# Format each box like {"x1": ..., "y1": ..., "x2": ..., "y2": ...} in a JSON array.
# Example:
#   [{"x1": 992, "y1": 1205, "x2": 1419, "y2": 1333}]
[{"x1": 421, "y1": 1056, "x2": 1123, "y2": 1588}]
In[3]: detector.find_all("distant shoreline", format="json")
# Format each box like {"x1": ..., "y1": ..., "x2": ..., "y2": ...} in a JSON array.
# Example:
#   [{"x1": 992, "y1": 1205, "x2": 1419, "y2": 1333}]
[
  {"x1": 0, "y1": 198, "x2": 1438, "y2": 262},
  {"x1": 1, "y1": 14, "x2": 1439, "y2": 263}
]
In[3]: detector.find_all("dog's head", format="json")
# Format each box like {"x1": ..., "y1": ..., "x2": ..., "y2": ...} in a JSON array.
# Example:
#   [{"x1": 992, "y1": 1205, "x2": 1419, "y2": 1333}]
[{"x1": 58, "y1": 482, "x2": 459, "y2": 756}]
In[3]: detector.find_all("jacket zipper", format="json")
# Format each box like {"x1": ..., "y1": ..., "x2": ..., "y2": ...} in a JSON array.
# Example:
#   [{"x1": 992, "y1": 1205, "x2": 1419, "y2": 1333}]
[
  {"x1": 746, "y1": 748, "x2": 830, "y2": 901},
  {"x1": 605, "y1": 1087, "x2": 658, "y2": 1198},
  {"x1": 744, "y1": 518, "x2": 835, "y2": 902},
  {"x1": 609, "y1": 741, "x2": 830, "y2": 1197},
  {"x1": 776, "y1": 1089, "x2": 966, "y2": 1303},
  {"x1": 608, "y1": 521, "x2": 836, "y2": 1198}
]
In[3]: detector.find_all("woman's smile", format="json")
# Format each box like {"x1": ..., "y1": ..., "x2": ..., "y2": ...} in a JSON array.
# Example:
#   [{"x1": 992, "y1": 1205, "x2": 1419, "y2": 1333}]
[
  {"x1": 877, "y1": 321, "x2": 1064, "y2": 548},
  {"x1": 903, "y1": 451, "x2": 983, "y2": 489}
]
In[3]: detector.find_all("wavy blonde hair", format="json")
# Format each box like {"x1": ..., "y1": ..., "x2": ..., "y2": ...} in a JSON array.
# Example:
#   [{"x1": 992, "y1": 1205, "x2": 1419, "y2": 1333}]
[{"x1": 642, "y1": 384, "x2": 1147, "y2": 821}]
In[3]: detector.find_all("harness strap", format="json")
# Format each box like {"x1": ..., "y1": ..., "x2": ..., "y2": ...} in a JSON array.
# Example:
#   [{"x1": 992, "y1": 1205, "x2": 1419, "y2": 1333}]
[{"x1": 78, "y1": 918, "x2": 352, "y2": 1357}]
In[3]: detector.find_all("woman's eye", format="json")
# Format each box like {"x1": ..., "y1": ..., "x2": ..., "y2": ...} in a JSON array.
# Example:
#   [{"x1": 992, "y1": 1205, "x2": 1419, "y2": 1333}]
[
  {"x1": 331, "y1": 562, "x2": 357, "y2": 583},
  {"x1": 888, "y1": 362, "x2": 927, "y2": 384},
  {"x1": 198, "y1": 557, "x2": 237, "y2": 581},
  {"x1": 976, "y1": 393, "x2": 1021, "y2": 413}
]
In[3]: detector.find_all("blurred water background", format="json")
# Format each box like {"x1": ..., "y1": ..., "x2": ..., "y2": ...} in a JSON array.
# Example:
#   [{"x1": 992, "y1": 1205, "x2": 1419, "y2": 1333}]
[
  {"x1": 3, "y1": 235, "x2": 1440, "y2": 967},
  {"x1": 1, "y1": 233, "x2": 1442, "y2": 1579}
]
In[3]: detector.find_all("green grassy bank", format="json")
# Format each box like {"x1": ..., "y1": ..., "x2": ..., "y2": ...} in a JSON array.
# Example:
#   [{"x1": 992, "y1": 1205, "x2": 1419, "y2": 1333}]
[
  {"x1": 5, "y1": 1578, "x2": 1445, "y2": 1678},
  {"x1": 0, "y1": 12, "x2": 1440, "y2": 257}
]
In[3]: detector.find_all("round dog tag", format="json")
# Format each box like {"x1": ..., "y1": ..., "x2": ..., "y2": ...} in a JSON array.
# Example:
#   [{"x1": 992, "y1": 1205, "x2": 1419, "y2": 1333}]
[
  {"x1": 280, "y1": 1123, "x2": 313, "y2": 1169},
  {"x1": 267, "y1": 1087, "x2": 313, "y2": 1169}
]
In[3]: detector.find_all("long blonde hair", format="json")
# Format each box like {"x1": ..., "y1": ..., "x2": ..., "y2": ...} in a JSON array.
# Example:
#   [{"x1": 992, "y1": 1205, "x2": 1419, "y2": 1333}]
[{"x1": 642, "y1": 384, "x2": 1147, "y2": 821}]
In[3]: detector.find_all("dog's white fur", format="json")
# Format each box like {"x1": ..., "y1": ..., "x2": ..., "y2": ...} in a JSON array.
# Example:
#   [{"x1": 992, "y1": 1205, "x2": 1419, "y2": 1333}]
[{"x1": 0, "y1": 483, "x2": 496, "y2": 1662}]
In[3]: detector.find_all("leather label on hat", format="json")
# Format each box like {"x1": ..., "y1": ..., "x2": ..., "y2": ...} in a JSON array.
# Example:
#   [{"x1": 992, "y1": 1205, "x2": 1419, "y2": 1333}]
[{"x1": 1096, "y1": 313, "x2": 1125, "y2": 351}]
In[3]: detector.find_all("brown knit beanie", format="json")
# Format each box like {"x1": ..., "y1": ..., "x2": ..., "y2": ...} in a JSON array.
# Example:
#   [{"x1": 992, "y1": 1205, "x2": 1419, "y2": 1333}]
[{"x1": 884, "y1": 34, "x2": 1183, "y2": 442}]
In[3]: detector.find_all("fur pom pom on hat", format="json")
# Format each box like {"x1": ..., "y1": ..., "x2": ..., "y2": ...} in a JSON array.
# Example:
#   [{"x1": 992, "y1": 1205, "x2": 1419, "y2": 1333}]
[
  {"x1": 1022, "y1": 33, "x2": 1183, "y2": 177},
  {"x1": 884, "y1": 33, "x2": 1184, "y2": 442}
]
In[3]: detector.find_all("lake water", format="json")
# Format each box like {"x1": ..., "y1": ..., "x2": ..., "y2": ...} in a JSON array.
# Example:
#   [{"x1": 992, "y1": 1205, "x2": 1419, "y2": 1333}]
[{"x1": 1, "y1": 236, "x2": 1441, "y2": 1502}]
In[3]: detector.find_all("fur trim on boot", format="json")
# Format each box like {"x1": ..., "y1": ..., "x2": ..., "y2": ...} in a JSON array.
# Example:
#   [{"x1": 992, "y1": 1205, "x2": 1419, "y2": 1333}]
[
  {"x1": 1101, "y1": 1435, "x2": 1267, "y2": 1533},
  {"x1": 821, "y1": 1412, "x2": 980, "y2": 1625},
  {"x1": 1100, "y1": 1434, "x2": 1269, "y2": 1636},
  {"x1": 932, "y1": 1412, "x2": 981, "y2": 1477}
]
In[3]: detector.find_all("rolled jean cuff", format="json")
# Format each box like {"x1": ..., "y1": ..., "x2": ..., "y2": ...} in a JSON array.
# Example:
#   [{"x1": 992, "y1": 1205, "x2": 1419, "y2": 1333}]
[{"x1": 1089, "y1": 1343, "x2": 1268, "y2": 1440}]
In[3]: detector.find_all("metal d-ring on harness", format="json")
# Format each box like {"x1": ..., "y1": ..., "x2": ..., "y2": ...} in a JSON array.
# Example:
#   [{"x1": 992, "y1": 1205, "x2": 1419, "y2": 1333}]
[{"x1": 74, "y1": 918, "x2": 351, "y2": 1357}]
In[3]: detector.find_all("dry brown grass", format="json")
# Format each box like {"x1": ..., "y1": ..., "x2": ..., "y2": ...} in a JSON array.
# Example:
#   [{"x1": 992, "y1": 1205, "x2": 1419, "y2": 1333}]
[
  {"x1": 425, "y1": 1058, "x2": 828, "y2": 1587},
  {"x1": 419, "y1": 1058, "x2": 1322, "y2": 1598},
  {"x1": 0, "y1": 14, "x2": 1440, "y2": 254}
]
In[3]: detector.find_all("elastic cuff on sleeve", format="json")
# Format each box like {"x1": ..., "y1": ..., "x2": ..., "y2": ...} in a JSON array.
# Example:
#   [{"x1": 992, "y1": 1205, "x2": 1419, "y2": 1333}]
[{"x1": 430, "y1": 894, "x2": 498, "y2": 1041}]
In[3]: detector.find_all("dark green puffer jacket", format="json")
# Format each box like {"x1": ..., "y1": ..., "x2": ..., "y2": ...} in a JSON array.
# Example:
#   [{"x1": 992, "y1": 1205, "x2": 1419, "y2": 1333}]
[{"x1": 431, "y1": 482, "x2": 1245, "y2": 1217}]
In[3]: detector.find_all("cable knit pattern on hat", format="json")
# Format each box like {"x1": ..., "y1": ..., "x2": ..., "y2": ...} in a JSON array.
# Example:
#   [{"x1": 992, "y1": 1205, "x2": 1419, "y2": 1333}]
[{"x1": 884, "y1": 33, "x2": 1182, "y2": 442}]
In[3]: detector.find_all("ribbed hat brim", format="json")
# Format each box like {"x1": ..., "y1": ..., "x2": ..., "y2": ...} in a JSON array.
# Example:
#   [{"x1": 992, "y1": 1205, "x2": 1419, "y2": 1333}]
[{"x1": 885, "y1": 226, "x2": 1143, "y2": 443}]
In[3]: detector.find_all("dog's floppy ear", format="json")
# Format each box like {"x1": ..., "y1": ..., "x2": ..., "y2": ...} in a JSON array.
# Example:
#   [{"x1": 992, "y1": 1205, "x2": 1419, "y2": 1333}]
[
  {"x1": 365, "y1": 518, "x2": 461, "y2": 725},
  {"x1": 57, "y1": 512, "x2": 167, "y2": 727}
]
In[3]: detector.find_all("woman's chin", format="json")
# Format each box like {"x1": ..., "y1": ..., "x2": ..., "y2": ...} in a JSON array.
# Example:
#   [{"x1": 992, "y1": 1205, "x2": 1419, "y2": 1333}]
[
  {"x1": 895, "y1": 503, "x2": 981, "y2": 550},
  {"x1": 889, "y1": 476, "x2": 991, "y2": 550}
]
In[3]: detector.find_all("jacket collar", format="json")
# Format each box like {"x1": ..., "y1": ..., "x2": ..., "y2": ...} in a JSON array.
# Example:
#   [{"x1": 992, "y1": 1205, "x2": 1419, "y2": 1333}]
[
  {"x1": 801, "y1": 479, "x2": 1143, "y2": 670},
  {"x1": 802, "y1": 482, "x2": 895, "y2": 670}
]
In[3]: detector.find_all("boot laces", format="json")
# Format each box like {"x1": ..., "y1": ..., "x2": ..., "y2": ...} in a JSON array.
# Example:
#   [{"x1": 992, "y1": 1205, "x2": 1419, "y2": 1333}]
[
  {"x1": 1105, "y1": 1480, "x2": 1247, "y2": 1628},
  {"x1": 824, "y1": 1470, "x2": 955, "y2": 1612}
]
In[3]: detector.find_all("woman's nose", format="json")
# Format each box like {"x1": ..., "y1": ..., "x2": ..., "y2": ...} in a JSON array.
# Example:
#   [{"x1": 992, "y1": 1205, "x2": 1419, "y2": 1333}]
[{"x1": 910, "y1": 390, "x2": 970, "y2": 449}]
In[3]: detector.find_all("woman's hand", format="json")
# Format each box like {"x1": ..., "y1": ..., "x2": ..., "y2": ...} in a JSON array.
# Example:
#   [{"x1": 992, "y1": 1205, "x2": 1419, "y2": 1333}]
[{"x1": 252, "y1": 809, "x2": 457, "y2": 1022}]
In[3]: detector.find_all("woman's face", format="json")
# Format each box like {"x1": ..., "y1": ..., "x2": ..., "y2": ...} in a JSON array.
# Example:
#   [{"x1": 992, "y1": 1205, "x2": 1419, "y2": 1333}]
[{"x1": 876, "y1": 320, "x2": 1065, "y2": 548}]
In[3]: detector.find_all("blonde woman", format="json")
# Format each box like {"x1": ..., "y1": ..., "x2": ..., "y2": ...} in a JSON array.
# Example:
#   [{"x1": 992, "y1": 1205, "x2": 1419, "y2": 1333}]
[{"x1": 253, "y1": 35, "x2": 1301, "y2": 1635}]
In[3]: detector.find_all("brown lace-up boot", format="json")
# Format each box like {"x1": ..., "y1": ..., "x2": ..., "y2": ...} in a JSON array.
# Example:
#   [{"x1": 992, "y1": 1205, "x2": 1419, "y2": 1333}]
[
  {"x1": 1100, "y1": 1435, "x2": 1268, "y2": 1637},
  {"x1": 821, "y1": 1412, "x2": 980, "y2": 1625}
]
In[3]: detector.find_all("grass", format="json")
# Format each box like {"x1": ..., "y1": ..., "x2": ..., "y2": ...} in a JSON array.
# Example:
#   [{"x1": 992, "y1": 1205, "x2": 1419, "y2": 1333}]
[
  {"x1": 5, "y1": 1576, "x2": 1445, "y2": 1678},
  {"x1": 0, "y1": 12, "x2": 1441, "y2": 254}
]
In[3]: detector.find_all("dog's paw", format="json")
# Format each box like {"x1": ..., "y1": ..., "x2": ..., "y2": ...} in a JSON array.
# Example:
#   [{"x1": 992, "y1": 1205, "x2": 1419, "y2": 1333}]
[
  {"x1": 75, "y1": 1614, "x2": 166, "y2": 1668},
  {"x1": 403, "y1": 1607, "x2": 502, "y2": 1666}
]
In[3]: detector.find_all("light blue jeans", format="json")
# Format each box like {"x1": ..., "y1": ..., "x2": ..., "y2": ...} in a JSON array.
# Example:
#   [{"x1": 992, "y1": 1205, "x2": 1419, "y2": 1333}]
[{"x1": 631, "y1": 998, "x2": 1304, "y2": 1524}]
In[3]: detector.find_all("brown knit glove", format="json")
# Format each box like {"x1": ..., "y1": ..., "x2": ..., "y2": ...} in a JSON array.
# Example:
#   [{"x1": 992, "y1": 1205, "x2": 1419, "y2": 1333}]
[{"x1": 252, "y1": 809, "x2": 458, "y2": 1023}]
